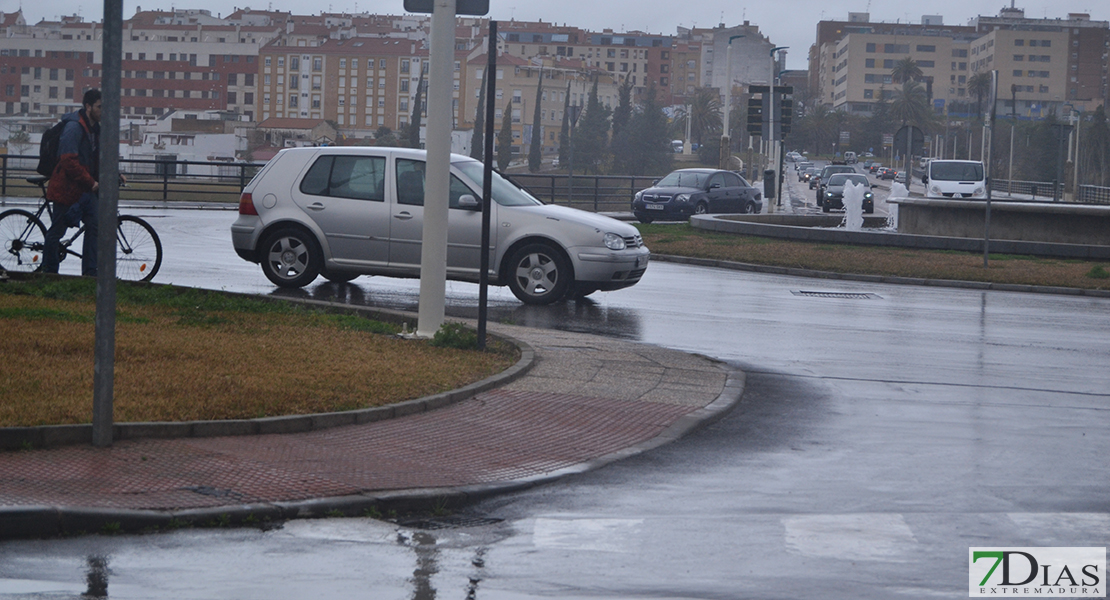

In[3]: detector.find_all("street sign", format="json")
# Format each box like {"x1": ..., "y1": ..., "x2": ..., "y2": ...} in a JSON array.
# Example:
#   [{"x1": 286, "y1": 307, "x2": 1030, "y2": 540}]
[
  {"x1": 893, "y1": 125, "x2": 925, "y2": 156},
  {"x1": 404, "y1": 0, "x2": 489, "y2": 15}
]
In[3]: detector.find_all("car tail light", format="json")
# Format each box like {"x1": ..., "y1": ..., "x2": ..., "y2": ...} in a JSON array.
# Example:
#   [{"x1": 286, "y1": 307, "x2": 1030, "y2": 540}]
[{"x1": 238, "y1": 192, "x2": 258, "y2": 215}]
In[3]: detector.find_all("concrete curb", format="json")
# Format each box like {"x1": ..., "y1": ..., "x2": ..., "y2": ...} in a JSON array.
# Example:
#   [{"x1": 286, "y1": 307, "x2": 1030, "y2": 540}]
[
  {"x1": 0, "y1": 362, "x2": 746, "y2": 538},
  {"x1": 691, "y1": 213, "x2": 1110, "y2": 260},
  {"x1": 0, "y1": 293, "x2": 535, "y2": 450},
  {"x1": 653, "y1": 252, "x2": 1110, "y2": 300}
]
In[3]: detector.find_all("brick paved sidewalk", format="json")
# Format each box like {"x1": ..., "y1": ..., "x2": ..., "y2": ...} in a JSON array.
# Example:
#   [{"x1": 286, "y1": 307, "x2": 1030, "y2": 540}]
[{"x1": 0, "y1": 324, "x2": 743, "y2": 537}]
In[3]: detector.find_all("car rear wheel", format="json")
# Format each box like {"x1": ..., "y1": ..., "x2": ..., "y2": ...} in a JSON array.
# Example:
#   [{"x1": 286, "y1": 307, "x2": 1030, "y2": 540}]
[
  {"x1": 260, "y1": 227, "x2": 322, "y2": 288},
  {"x1": 507, "y1": 242, "x2": 571, "y2": 305}
]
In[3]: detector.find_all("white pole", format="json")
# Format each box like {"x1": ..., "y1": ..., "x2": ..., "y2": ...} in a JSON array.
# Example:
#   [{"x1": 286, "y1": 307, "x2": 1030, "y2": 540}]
[
  {"x1": 416, "y1": 0, "x2": 456, "y2": 338},
  {"x1": 1008, "y1": 124, "x2": 1014, "y2": 197},
  {"x1": 1073, "y1": 110, "x2": 1080, "y2": 201}
]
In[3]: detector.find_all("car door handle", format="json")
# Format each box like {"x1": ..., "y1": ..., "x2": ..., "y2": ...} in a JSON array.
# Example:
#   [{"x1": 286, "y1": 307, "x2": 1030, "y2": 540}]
[
  {"x1": 307, "y1": 202, "x2": 325, "y2": 211},
  {"x1": 394, "y1": 212, "x2": 413, "y2": 220}
]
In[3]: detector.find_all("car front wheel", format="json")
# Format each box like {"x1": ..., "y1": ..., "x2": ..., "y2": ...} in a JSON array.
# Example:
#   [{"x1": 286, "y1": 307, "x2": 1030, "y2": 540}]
[
  {"x1": 260, "y1": 227, "x2": 322, "y2": 288},
  {"x1": 693, "y1": 202, "x2": 709, "y2": 215},
  {"x1": 507, "y1": 242, "x2": 572, "y2": 305},
  {"x1": 739, "y1": 201, "x2": 755, "y2": 214}
]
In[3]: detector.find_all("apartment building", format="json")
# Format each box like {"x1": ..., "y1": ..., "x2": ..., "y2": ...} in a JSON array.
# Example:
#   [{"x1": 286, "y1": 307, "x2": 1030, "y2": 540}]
[
  {"x1": 812, "y1": 8, "x2": 1109, "y2": 117},
  {"x1": 819, "y1": 32, "x2": 973, "y2": 114},
  {"x1": 0, "y1": 8, "x2": 280, "y2": 119},
  {"x1": 459, "y1": 51, "x2": 621, "y2": 156},
  {"x1": 970, "y1": 29, "x2": 1070, "y2": 117}
]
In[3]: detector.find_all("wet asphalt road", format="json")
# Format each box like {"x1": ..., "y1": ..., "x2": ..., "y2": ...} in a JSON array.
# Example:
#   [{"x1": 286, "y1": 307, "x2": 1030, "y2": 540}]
[{"x1": 1, "y1": 206, "x2": 1108, "y2": 599}]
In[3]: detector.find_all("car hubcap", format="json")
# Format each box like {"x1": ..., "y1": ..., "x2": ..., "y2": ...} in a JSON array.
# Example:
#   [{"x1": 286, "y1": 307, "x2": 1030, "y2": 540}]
[{"x1": 516, "y1": 253, "x2": 556, "y2": 295}]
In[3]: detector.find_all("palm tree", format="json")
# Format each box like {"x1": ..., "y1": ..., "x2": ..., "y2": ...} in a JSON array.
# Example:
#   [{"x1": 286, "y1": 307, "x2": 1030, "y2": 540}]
[
  {"x1": 799, "y1": 103, "x2": 837, "y2": 155},
  {"x1": 688, "y1": 88, "x2": 722, "y2": 147},
  {"x1": 891, "y1": 57, "x2": 923, "y2": 84},
  {"x1": 889, "y1": 80, "x2": 933, "y2": 128},
  {"x1": 968, "y1": 71, "x2": 992, "y2": 121}
]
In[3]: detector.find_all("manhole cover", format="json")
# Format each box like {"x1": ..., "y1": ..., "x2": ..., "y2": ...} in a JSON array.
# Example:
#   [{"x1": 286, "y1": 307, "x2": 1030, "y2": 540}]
[
  {"x1": 793, "y1": 290, "x2": 882, "y2": 300},
  {"x1": 396, "y1": 515, "x2": 504, "y2": 530}
]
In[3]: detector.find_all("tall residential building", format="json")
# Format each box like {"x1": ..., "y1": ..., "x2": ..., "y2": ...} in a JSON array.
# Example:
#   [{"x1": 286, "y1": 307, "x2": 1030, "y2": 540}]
[{"x1": 811, "y1": 8, "x2": 1108, "y2": 117}]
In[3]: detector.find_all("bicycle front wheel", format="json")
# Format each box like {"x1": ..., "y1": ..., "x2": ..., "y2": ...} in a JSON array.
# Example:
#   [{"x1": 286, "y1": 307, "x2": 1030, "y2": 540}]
[
  {"x1": 116, "y1": 215, "x2": 162, "y2": 282},
  {"x1": 0, "y1": 209, "x2": 47, "y2": 273}
]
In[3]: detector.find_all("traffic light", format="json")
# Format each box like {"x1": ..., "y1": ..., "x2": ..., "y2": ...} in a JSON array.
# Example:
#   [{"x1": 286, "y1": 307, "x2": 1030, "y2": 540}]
[
  {"x1": 779, "y1": 96, "x2": 793, "y2": 135},
  {"x1": 746, "y1": 97, "x2": 763, "y2": 136}
]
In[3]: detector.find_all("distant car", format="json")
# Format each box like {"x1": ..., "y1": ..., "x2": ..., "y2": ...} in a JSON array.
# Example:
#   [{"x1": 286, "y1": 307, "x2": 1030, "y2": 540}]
[
  {"x1": 802, "y1": 166, "x2": 819, "y2": 182},
  {"x1": 796, "y1": 161, "x2": 813, "y2": 173},
  {"x1": 868, "y1": 163, "x2": 883, "y2": 174},
  {"x1": 894, "y1": 171, "x2": 908, "y2": 184},
  {"x1": 880, "y1": 168, "x2": 897, "y2": 180},
  {"x1": 230, "y1": 146, "x2": 650, "y2": 304},
  {"x1": 822, "y1": 173, "x2": 876, "y2": 213},
  {"x1": 815, "y1": 164, "x2": 857, "y2": 206},
  {"x1": 632, "y1": 168, "x2": 763, "y2": 223}
]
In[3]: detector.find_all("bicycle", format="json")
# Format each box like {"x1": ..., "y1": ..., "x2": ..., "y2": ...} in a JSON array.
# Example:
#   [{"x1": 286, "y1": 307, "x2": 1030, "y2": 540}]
[{"x1": 0, "y1": 175, "x2": 162, "y2": 282}]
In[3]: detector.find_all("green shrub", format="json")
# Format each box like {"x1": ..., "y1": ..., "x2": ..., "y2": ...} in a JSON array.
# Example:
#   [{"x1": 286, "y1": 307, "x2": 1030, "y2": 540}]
[{"x1": 431, "y1": 322, "x2": 478, "y2": 350}]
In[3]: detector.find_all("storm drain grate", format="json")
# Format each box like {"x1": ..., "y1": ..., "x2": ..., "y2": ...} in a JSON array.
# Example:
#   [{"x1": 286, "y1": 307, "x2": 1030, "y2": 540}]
[
  {"x1": 793, "y1": 290, "x2": 882, "y2": 300},
  {"x1": 396, "y1": 515, "x2": 504, "y2": 530}
]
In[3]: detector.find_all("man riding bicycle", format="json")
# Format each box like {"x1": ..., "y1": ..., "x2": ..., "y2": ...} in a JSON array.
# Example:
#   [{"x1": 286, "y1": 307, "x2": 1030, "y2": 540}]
[{"x1": 43, "y1": 88, "x2": 104, "y2": 276}]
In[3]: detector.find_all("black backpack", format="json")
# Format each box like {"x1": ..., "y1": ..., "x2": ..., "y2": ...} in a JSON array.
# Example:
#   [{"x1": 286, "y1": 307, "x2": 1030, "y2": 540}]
[{"x1": 35, "y1": 120, "x2": 67, "y2": 177}]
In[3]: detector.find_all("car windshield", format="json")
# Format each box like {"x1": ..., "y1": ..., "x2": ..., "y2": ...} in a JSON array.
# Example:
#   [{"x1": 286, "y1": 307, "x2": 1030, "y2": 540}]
[
  {"x1": 828, "y1": 174, "x2": 870, "y2": 187},
  {"x1": 455, "y1": 161, "x2": 543, "y2": 207},
  {"x1": 930, "y1": 162, "x2": 984, "y2": 181},
  {"x1": 656, "y1": 171, "x2": 710, "y2": 188}
]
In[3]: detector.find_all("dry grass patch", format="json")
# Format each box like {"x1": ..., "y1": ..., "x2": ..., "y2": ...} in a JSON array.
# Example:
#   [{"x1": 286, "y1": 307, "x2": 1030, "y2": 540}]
[
  {"x1": 637, "y1": 224, "x2": 1110, "y2": 291},
  {"x1": 0, "y1": 278, "x2": 517, "y2": 427}
]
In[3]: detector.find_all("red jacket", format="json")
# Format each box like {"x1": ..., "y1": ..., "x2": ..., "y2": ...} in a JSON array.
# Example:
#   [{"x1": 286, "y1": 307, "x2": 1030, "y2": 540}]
[{"x1": 45, "y1": 111, "x2": 98, "y2": 206}]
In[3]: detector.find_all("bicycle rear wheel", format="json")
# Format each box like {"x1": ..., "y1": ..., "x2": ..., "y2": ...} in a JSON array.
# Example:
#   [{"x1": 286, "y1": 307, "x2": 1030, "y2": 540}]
[
  {"x1": 0, "y1": 209, "x2": 47, "y2": 273},
  {"x1": 116, "y1": 215, "x2": 162, "y2": 282}
]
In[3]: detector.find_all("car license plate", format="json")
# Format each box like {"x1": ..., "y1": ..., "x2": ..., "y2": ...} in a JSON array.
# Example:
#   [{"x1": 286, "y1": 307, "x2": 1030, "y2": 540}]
[{"x1": 645, "y1": 203, "x2": 664, "y2": 210}]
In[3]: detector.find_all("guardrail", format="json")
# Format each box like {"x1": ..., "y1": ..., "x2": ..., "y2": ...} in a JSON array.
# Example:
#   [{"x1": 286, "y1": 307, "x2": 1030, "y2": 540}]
[
  {"x1": 1078, "y1": 184, "x2": 1110, "y2": 205},
  {"x1": 990, "y1": 179, "x2": 1067, "y2": 201}
]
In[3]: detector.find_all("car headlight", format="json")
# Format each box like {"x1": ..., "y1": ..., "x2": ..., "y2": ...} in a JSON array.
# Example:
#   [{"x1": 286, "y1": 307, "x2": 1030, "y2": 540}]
[
  {"x1": 974, "y1": 186, "x2": 985, "y2": 196},
  {"x1": 930, "y1": 185, "x2": 942, "y2": 195},
  {"x1": 634, "y1": 191, "x2": 642, "y2": 202},
  {"x1": 603, "y1": 232, "x2": 626, "y2": 251},
  {"x1": 864, "y1": 192, "x2": 873, "y2": 199},
  {"x1": 825, "y1": 191, "x2": 834, "y2": 197},
  {"x1": 674, "y1": 193, "x2": 690, "y2": 204}
]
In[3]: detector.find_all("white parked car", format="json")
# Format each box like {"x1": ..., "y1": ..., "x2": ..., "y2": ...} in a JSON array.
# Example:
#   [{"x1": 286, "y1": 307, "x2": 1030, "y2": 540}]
[{"x1": 231, "y1": 147, "x2": 650, "y2": 304}]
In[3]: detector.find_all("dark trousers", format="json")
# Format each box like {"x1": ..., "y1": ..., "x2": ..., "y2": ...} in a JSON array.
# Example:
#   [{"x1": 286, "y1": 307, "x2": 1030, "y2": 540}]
[{"x1": 43, "y1": 192, "x2": 98, "y2": 276}]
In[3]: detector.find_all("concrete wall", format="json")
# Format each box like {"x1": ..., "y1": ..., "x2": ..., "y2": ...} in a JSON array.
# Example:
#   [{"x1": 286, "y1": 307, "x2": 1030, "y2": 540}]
[{"x1": 890, "y1": 198, "x2": 1110, "y2": 246}]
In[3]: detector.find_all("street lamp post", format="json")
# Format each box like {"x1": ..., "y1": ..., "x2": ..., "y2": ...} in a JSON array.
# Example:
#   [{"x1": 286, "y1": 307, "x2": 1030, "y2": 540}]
[{"x1": 721, "y1": 34, "x2": 744, "y2": 170}]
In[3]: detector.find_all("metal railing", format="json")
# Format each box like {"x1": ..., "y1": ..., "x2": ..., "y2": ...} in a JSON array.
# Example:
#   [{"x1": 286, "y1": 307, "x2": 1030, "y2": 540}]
[
  {"x1": 9, "y1": 150, "x2": 1104, "y2": 210},
  {"x1": 504, "y1": 173, "x2": 661, "y2": 212},
  {"x1": 1078, "y1": 185, "x2": 1110, "y2": 205},
  {"x1": 1, "y1": 154, "x2": 262, "y2": 203},
  {"x1": 990, "y1": 179, "x2": 1067, "y2": 201}
]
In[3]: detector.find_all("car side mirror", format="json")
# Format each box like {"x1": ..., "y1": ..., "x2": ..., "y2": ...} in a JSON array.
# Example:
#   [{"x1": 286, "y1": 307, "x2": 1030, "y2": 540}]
[
  {"x1": 710, "y1": 182, "x2": 721, "y2": 189},
  {"x1": 457, "y1": 194, "x2": 481, "y2": 210},
  {"x1": 922, "y1": 175, "x2": 928, "y2": 184},
  {"x1": 652, "y1": 179, "x2": 659, "y2": 185}
]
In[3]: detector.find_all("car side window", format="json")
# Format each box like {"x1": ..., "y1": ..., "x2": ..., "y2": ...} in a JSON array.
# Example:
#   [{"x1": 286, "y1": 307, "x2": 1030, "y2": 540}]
[
  {"x1": 299, "y1": 155, "x2": 386, "y2": 202},
  {"x1": 722, "y1": 173, "x2": 743, "y2": 188},
  {"x1": 707, "y1": 174, "x2": 724, "y2": 189},
  {"x1": 396, "y1": 158, "x2": 476, "y2": 209}
]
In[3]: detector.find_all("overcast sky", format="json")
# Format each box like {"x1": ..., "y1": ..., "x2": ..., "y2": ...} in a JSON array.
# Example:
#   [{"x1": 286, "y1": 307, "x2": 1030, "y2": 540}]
[{"x1": 13, "y1": 0, "x2": 1107, "y2": 69}]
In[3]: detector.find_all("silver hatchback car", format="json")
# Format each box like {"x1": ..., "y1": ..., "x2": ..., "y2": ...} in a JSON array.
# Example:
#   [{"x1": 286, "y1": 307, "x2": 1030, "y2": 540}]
[{"x1": 231, "y1": 147, "x2": 650, "y2": 305}]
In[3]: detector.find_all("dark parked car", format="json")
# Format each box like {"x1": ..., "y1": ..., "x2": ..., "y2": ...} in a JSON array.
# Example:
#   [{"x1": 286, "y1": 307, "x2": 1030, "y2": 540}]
[
  {"x1": 633, "y1": 168, "x2": 762, "y2": 223},
  {"x1": 822, "y1": 173, "x2": 876, "y2": 213},
  {"x1": 815, "y1": 164, "x2": 857, "y2": 207}
]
